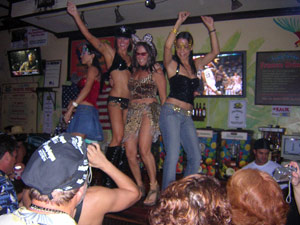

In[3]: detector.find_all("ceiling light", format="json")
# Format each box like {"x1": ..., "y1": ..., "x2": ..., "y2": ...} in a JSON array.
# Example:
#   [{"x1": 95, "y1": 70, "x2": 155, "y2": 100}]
[
  {"x1": 145, "y1": 0, "x2": 156, "y2": 9},
  {"x1": 115, "y1": 5, "x2": 124, "y2": 23},
  {"x1": 231, "y1": 0, "x2": 243, "y2": 11}
]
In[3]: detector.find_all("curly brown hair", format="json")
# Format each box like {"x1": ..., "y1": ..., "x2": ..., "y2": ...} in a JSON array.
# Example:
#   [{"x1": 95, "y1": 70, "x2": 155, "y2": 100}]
[
  {"x1": 149, "y1": 174, "x2": 232, "y2": 225},
  {"x1": 227, "y1": 169, "x2": 289, "y2": 225}
]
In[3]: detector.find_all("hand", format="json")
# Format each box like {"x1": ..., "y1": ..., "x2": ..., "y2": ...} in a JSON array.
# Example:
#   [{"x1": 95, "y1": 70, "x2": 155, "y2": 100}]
[
  {"x1": 67, "y1": 1, "x2": 79, "y2": 17},
  {"x1": 201, "y1": 16, "x2": 215, "y2": 30},
  {"x1": 64, "y1": 110, "x2": 72, "y2": 123},
  {"x1": 87, "y1": 143, "x2": 108, "y2": 169},
  {"x1": 288, "y1": 161, "x2": 300, "y2": 186},
  {"x1": 178, "y1": 11, "x2": 190, "y2": 24}
]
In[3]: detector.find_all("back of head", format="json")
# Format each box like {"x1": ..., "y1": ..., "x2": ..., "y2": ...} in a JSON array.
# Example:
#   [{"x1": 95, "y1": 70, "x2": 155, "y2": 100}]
[
  {"x1": 150, "y1": 174, "x2": 232, "y2": 225},
  {"x1": 227, "y1": 169, "x2": 289, "y2": 225},
  {"x1": 0, "y1": 134, "x2": 17, "y2": 160},
  {"x1": 21, "y1": 133, "x2": 89, "y2": 204},
  {"x1": 254, "y1": 138, "x2": 271, "y2": 150}
]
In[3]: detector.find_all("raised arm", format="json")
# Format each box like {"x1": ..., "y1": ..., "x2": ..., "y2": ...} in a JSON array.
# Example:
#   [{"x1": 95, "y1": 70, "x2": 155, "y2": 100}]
[
  {"x1": 86, "y1": 143, "x2": 140, "y2": 213},
  {"x1": 195, "y1": 16, "x2": 220, "y2": 69},
  {"x1": 164, "y1": 11, "x2": 190, "y2": 72},
  {"x1": 67, "y1": 2, "x2": 113, "y2": 59},
  {"x1": 64, "y1": 66, "x2": 98, "y2": 123}
]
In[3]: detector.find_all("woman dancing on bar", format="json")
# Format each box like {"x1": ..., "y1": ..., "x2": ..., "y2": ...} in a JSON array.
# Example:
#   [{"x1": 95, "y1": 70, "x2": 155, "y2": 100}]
[
  {"x1": 124, "y1": 33, "x2": 166, "y2": 205},
  {"x1": 64, "y1": 43, "x2": 103, "y2": 143},
  {"x1": 67, "y1": 2, "x2": 135, "y2": 187},
  {"x1": 159, "y1": 11, "x2": 220, "y2": 190}
]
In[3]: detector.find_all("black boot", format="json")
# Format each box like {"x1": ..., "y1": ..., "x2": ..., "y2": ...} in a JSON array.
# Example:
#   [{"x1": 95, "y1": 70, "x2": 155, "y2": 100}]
[
  {"x1": 101, "y1": 146, "x2": 122, "y2": 188},
  {"x1": 118, "y1": 146, "x2": 132, "y2": 177}
]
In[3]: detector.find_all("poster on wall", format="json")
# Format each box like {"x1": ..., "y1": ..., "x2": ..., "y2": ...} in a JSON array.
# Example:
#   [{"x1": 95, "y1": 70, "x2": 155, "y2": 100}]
[
  {"x1": 1, "y1": 83, "x2": 38, "y2": 133},
  {"x1": 68, "y1": 37, "x2": 115, "y2": 81},
  {"x1": 255, "y1": 51, "x2": 300, "y2": 106},
  {"x1": 228, "y1": 100, "x2": 247, "y2": 128}
]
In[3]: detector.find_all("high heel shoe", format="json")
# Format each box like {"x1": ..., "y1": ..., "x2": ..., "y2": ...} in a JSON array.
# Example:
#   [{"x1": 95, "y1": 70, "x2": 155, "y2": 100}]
[{"x1": 143, "y1": 182, "x2": 160, "y2": 206}]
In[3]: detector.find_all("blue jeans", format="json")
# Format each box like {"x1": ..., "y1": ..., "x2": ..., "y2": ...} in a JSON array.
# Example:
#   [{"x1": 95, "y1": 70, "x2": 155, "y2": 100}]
[
  {"x1": 159, "y1": 103, "x2": 201, "y2": 190},
  {"x1": 67, "y1": 104, "x2": 103, "y2": 141}
]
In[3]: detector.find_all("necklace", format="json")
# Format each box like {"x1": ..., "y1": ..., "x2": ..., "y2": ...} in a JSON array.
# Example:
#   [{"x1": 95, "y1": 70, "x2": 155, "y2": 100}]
[{"x1": 30, "y1": 204, "x2": 67, "y2": 215}]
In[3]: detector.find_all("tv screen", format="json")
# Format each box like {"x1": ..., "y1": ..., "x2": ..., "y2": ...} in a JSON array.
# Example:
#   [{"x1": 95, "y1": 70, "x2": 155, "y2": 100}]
[
  {"x1": 281, "y1": 135, "x2": 300, "y2": 161},
  {"x1": 7, "y1": 47, "x2": 43, "y2": 77},
  {"x1": 193, "y1": 51, "x2": 246, "y2": 97}
]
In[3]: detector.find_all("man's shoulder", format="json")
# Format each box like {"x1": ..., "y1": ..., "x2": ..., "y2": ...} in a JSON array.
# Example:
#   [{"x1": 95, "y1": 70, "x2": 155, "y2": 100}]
[{"x1": 242, "y1": 162, "x2": 255, "y2": 169}]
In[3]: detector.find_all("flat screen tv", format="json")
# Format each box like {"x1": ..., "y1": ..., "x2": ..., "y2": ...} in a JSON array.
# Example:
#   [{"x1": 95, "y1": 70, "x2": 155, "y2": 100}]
[
  {"x1": 193, "y1": 51, "x2": 246, "y2": 97},
  {"x1": 7, "y1": 47, "x2": 43, "y2": 77}
]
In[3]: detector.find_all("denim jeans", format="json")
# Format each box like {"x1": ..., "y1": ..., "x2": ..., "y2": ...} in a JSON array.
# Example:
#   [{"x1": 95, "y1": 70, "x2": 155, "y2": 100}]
[
  {"x1": 159, "y1": 103, "x2": 201, "y2": 190},
  {"x1": 67, "y1": 104, "x2": 103, "y2": 141}
]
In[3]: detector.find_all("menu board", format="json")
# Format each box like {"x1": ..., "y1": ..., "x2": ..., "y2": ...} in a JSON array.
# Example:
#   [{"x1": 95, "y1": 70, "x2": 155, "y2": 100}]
[{"x1": 255, "y1": 51, "x2": 300, "y2": 106}]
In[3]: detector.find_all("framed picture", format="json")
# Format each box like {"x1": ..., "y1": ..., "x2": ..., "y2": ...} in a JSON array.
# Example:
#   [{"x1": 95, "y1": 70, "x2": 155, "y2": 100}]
[
  {"x1": 255, "y1": 51, "x2": 300, "y2": 106},
  {"x1": 68, "y1": 37, "x2": 115, "y2": 81},
  {"x1": 44, "y1": 60, "x2": 61, "y2": 88}
]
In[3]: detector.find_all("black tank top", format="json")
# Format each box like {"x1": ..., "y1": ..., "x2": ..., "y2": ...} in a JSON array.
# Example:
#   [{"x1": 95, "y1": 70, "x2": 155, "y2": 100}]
[
  {"x1": 168, "y1": 64, "x2": 199, "y2": 105},
  {"x1": 107, "y1": 52, "x2": 132, "y2": 74}
]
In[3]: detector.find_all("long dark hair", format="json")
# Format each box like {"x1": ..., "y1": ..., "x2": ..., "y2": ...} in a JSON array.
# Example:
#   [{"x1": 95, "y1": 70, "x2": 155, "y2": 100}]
[
  {"x1": 85, "y1": 43, "x2": 107, "y2": 93},
  {"x1": 173, "y1": 32, "x2": 196, "y2": 74},
  {"x1": 132, "y1": 42, "x2": 157, "y2": 72}
]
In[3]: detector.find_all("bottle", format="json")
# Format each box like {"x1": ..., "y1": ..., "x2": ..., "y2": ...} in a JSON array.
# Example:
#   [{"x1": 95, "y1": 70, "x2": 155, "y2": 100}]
[
  {"x1": 195, "y1": 103, "x2": 198, "y2": 117},
  {"x1": 192, "y1": 104, "x2": 195, "y2": 117},
  {"x1": 202, "y1": 103, "x2": 206, "y2": 118},
  {"x1": 198, "y1": 103, "x2": 202, "y2": 118}
]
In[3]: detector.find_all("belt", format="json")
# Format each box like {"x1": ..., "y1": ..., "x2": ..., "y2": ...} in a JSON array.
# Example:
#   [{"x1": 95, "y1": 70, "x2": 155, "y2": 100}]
[{"x1": 165, "y1": 103, "x2": 192, "y2": 116}]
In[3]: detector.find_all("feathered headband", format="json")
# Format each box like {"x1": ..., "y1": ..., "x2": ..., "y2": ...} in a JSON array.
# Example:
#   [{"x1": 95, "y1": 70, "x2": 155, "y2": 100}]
[{"x1": 132, "y1": 33, "x2": 157, "y2": 57}]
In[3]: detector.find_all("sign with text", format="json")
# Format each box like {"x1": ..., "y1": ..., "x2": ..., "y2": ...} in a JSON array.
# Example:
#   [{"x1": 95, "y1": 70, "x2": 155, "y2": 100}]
[
  {"x1": 1, "y1": 83, "x2": 38, "y2": 133},
  {"x1": 255, "y1": 51, "x2": 300, "y2": 106}
]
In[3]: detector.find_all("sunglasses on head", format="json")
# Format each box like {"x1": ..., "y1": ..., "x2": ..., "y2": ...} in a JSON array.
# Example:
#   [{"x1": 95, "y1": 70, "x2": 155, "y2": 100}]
[
  {"x1": 136, "y1": 52, "x2": 148, "y2": 57},
  {"x1": 81, "y1": 45, "x2": 90, "y2": 56}
]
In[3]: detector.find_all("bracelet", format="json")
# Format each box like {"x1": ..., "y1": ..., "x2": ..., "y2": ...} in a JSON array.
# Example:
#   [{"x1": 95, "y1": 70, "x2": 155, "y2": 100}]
[
  {"x1": 171, "y1": 28, "x2": 178, "y2": 35},
  {"x1": 72, "y1": 101, "x2": 78, "y2": 107},
  {"x1": 209, "y1": 29, "x2": 216, "y2": 34}
]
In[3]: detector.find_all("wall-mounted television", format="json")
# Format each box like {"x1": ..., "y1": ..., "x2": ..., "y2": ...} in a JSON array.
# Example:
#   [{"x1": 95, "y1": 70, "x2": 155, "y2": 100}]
[
  {"x1": 7, "y1": 47, "x2": 43, "y2": 77},
  {"x1": 281, "y1": 135, "x2": 300, "y2": 161},
  {"x1": 193, "y1": 51, "x2": 246, "y2": 97}
]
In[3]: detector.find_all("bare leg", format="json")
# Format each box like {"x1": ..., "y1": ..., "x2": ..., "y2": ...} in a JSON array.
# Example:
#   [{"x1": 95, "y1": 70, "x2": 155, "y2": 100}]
[
  {"x1": 139, "y1": 114, "x2": 159, "y2": 205},
  {"x1": 125, "y1": 137, "x2": 143, "y2": 187},
  {"x1": 108, "y1": 104, "x2": 124, "y2": 146}
]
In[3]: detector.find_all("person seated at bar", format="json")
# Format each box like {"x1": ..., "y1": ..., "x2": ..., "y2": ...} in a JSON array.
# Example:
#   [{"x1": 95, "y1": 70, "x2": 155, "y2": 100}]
[
  {"x1": 227, "y1": 169, "x2": 289, "y2": 225},
  {"x1": 20, "y1": 134, "x2": 140, "y2": 225},
  {"x1": 243, "y1": 138, "x2": 287, "y2": 189},
  {"x1": 0, "y1": 134, "x2": 18, "y2": 215},
  {"x1": 149, "y1": 174, "x2": 232, "y2": 225}
]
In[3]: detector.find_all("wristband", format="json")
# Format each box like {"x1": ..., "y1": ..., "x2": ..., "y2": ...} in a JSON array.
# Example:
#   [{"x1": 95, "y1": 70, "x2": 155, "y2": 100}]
[
  {"x1": 72, "y1": 101, "x2": 78, "y2": 107},
  {"x1": 209, "y1": 29, "x2": 216, "y2": 34},
  {"x1": 171, "y1": 28, "x2": 178, "y2": 35}
]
